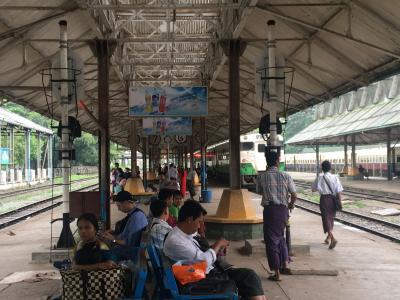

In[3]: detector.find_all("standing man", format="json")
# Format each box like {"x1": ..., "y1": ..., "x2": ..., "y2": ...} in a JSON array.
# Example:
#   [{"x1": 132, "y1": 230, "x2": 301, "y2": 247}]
[
  {"x1": 257, "y1": 150, "x2": 297, "y2": 281},
  {"x1": 187, "y1": 167, "x2": 197, "y2": 200}
]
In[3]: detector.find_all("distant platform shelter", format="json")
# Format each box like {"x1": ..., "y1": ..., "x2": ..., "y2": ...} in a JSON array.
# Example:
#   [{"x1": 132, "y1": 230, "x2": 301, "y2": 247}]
[
  {"x1": 286, "y1": 80, "x2": 400, "y2": 180},
  {"x1": 0, "y1": 107, "x2": 53, "y2": 185}
]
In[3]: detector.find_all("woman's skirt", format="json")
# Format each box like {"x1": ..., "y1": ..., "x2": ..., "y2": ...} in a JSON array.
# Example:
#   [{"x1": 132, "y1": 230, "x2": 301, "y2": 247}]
[{"x1": 319, "y1": 194, "x2": 336, "y2": 233}]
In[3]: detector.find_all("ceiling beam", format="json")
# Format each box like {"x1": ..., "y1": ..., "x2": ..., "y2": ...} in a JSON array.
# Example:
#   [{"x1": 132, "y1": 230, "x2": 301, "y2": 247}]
[{"x1": 256, "y1": 5, "x2": 400, "y2": 60}]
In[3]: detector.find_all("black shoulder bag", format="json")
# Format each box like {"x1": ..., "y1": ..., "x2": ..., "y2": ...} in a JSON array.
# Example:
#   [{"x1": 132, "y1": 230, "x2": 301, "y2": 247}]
[{"x1": 322, "y1": 175, "x2": 342, "y2": 211}]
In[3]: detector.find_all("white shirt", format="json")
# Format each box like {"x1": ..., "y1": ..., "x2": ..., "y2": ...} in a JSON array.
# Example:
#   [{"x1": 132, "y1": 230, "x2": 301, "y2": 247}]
[
  {"x1": 167, "y1": 167, "x2": 178, "y2": 179},
  {"x1": 312, "y1": 172, "x2": 344, "y2": 195},
  {"x1": 163, "y1": 226, "x2": 216, "y2": 273}
]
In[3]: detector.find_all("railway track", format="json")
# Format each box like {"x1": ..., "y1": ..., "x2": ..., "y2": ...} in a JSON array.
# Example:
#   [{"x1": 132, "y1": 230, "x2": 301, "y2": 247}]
[
  {"x1": 248, "y1": 185, "x2": 400, "y2": 242},
  {"x1": 295, "y1": 181, "x2": 400, "y2": 205},
  {"x1": 295, "y1": 197, "x2": 400, "y2": 243},
  {"x1": 0, "y1": 176, "x2": 98, "y2": 200},
  {"x1": 0, "y1": 183, "x2": 98, "y2": 230}
]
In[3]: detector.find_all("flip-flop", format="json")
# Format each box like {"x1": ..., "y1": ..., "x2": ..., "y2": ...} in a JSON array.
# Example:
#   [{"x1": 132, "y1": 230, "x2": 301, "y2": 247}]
[
  {"x1": 329, "y1": 239, "x2": 338, "y2": 249},
  {"x1": 280, "y1": 268, "x2": 292, "y2": 275},
  {"x1": 268, "y1": 275, "x2": 281, "y2": 282}
]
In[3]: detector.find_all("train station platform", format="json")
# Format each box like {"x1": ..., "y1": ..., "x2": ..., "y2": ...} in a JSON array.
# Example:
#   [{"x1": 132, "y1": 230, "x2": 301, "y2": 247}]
[
  {"x1": 288, "y1": 171, "x2": 400, "y2": 197},
  {"x1": 1, "y1": 185, "x2": 400, "y2": 299}
]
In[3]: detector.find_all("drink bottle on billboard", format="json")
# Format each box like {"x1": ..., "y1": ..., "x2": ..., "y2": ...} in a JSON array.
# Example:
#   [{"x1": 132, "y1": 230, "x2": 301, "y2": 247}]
[
  {"x1": 152, "y1": 93, "x2": 159, "y2": 112},
  {"x1": 159, "y1": 90, "x2": 166, "y2": 113},
  {"x1": 160, "y1": 120, "x2": 166, "y2": 134},
  {"x1": 145, "y1": 91, "x2": 152, "y2": 113}
]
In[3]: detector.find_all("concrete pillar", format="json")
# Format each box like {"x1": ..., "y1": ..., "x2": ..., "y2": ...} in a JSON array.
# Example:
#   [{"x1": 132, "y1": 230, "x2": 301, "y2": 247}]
[
  {"x1": 36, "y1": 132, "x2": 41, "y2": 181},
  {"x1": 25, "y1": 129, "x2": 31, "y2": 182},
  {"x1": 90, "y1": 39, "x2": 116, "y2": 229},
  {"x1": 387, "y1": 129, "x2": 392, "y2": 180},
  {"x1": 316, "y1": 143, "x2": 320, "y2": 176},
  {"x1": 130, "y1": 119, "x2": 138, "y2": 175},
  {"x1": 223, "y1": 39, "x2": 246, "y2": 190},
  {"x1": 344, "y1": 135, "x2": 348, "y2": 169},
  {"x1": 351, "y1": 134, "x2": 356, "y2": 169}
]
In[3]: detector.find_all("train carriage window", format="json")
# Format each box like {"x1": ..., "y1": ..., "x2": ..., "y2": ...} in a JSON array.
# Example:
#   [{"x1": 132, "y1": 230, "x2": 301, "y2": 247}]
[
  {"x1": 240, "y1": 142, "x2": 254, "y2": 151},
  {"x1": 257, "y1": 144, "x2": 265, "y2": 153}
]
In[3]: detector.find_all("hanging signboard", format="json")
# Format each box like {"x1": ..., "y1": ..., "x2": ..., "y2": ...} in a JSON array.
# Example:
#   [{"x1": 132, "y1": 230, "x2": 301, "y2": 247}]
[
  {"x1": 129, "y1": 86, "x2": 208, "y2": 116},
  {"x1": 142, "y1": 117, "x2": 192, "y2": 136},
  {"x1": 0, "y1": 148, "x2": 9, "y2": 164}
]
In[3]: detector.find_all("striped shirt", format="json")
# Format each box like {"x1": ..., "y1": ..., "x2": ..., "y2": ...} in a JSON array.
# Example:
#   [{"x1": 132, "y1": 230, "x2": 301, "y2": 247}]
[
  {"x1": 257, "y1": 166, "x2": 296, "y2": 207},
  {"x1": 150, "y1": 218, "x2": 172, "y2": 250}
]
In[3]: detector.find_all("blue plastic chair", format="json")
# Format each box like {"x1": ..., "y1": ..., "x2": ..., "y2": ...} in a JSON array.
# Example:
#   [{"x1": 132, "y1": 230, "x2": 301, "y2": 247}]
[
  {"x1": 146, "y1": 243, "x2": 172, "y2": 299},
  {"x1": 146, "y1": 243, "x2": 238, "y2": 300},
  {"x1": 123, "y1": 247, "x2": 149, "y2": 300}
]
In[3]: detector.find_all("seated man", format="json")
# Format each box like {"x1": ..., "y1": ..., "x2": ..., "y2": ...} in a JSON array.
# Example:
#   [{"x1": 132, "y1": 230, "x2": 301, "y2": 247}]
[
  {"x1": 102, "y1": 191, "x2": 148, "y2": 261},
  {"x1": 358, "y1": 164, "x2": 369, "y2": 180},
  {"x1": 163, "y1": 200, "x2": 266, "y2": 300},
  {"x1": 149, "y1": 200, "x2": 172, "y2": 249}
]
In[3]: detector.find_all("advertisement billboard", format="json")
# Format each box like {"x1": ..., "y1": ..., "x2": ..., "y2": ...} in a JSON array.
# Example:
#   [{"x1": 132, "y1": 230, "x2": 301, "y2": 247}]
[
  {"x1": 142, "y1": 117, "x2": 192, "y2": 136},
  {"x1": 129, "y1": 86, "x2": 207, "y2": 116}
]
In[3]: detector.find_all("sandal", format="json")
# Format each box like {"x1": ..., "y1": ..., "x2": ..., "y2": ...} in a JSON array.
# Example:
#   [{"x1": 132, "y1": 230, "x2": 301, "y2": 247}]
[
  {"x1": 280, "y1": 268, "x2": 292, "y2": 275},
  {"x1": 324, "y1": 238, "x2": 329, "y2": 244},
  {"x1": 329, "y1": 239, "x2": 338, "y2": 249},
  {"x1": 268, "y1": 274, "x2": 281, "y2": 281}
]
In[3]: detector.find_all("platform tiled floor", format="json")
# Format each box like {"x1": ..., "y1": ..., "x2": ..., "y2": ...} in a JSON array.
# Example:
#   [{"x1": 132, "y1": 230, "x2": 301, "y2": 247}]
[{"x1": 1, "y1": 184, "x2": 400, "y2": 300}]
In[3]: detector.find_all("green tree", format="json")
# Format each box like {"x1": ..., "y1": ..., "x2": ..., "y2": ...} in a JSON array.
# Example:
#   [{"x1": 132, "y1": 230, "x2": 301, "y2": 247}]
[{"x1": 284, "y1": 108, "x2": 315, "y2": 153}]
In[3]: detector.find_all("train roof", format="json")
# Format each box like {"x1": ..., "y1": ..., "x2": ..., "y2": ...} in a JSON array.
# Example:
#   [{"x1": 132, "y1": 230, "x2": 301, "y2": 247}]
[{"x1": 286, "y1": 95, "x2": 400, "y2": 145}]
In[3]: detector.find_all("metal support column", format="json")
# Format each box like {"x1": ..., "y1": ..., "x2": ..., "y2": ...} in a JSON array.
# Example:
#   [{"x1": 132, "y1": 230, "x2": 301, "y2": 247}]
[
  {"x1": 130, "y1": 119, "x2": 137, "y2": 176},
  {"x1": 315, "y1": 143, "x2": 320, "y2": 176},
  {"x1": 9, "y1": 126, "x2": 14, "y2": 182},
  {"x1": 200, "y1": 117, "x2": 206, "y2": 191},
  {"x1": 387, "y1": 129, "x2": 392, "y2": 180},
  {"x1": 48, "y1": 135, "x2": 53, "y2": 180},
  {"x1": 190, "y1": 135, "x2": 194, "y2": 169},
  {"x1": 25, "y1": 129, "x2": 31, "y2": 182},
  {"x1": 223, "y1": 39, "x2": 246, "y2": 190},
  {"x1": 36, "y1": 132, "x2": 41, "y2": 181},
  {"x1": 148, "y1": 146, "x2": 152, "y2": 171},
  {"x1": 344, "y1": 135, "x2": 348, "y2": 170},
  {"x1": 57, "y1": 20, "x2": 74, "y2": 248},
  {"x1": 184, "y1": 146, "x2": 188, "y2": 169},
  {"x1": 351, "y1": 134, "x2": 356, "y2": 169},
  {"x1": 143, "y1": 137, "x2": 147, "y2": 188},
  {"x1": 90, "y1": 38, "x2": 116, "y2": 229}
]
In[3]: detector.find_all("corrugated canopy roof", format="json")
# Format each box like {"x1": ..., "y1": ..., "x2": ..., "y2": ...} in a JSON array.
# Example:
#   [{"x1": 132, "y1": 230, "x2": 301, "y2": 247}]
[
  {"x1": 0, "y1": 107, "x2": 53, "y2": 134},
  {"x1": 1, "y1": 1, "x2": 400, "y2": 148},
  {"x1": 285, "y1": 96, "x2": 400, "y2": 145}
]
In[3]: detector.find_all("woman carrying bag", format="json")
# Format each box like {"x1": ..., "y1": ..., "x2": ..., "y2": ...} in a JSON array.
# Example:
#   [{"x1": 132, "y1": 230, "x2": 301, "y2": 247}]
[{"x1": 312, "y1": 160, "x2": 343, "y2": 249}]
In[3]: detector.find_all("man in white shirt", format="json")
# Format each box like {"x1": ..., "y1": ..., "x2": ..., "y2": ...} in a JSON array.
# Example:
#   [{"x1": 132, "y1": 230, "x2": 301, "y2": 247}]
[
  {"x1": 312, "y1": 160, "x2": 343, "y2": 249},
  {"x1": 163, "y1": 200, "x2": 266, "y2": 300},
  {"x1": 167, "y1": 163, "x2": 178, "y2": 181}
]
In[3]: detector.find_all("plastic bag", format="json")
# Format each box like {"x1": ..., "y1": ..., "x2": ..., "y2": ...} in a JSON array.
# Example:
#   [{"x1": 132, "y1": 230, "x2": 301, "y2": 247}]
[{"x1": 172, "y1": 260, "x2": 207, "y2": 285}]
